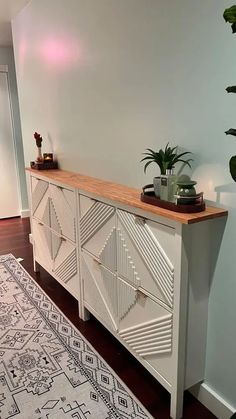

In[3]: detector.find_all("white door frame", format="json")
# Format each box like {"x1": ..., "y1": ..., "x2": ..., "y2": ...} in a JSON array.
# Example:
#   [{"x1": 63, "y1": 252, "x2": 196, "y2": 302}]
[{"x1": 0, "y1": 64, "x2": 21, "y2": 218}]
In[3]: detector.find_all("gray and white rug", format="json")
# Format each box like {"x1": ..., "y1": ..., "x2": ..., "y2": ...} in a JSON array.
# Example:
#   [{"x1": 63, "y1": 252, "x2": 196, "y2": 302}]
[{"x1": 0, "y1": 254, "x2": 153, "y2": 419}]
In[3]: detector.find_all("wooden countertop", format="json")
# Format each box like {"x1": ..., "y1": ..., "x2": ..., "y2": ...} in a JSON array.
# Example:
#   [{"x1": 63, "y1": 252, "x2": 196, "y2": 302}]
[{"x1": 26, "y1": 168, "x2": 228, "y2": 224}]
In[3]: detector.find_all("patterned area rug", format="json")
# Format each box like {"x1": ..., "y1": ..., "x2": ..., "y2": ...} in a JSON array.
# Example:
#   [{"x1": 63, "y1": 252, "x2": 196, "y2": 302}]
[{"x1": 0, "y1": 255, "x2": 153, "y2": 419}]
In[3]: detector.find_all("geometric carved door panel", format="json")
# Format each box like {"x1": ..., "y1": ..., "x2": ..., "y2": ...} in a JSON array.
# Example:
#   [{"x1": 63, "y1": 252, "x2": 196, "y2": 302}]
[
  {"x1": 82, "y1": 251, "x2": 117, "y2": 332},
  {"x1": 117, "y1": 209, "x2": 175, "y2": 308},
  {"x1": 118, "y1": 277, "x2": 174, "y2": 385},
  {"x1": 52, "y1": 232, "x2": 79, "y2": 298},
  {"x1": 79, "y1": 195, "x2": 116, "y2": 271},
  {"x1": 50, "y1": 185, "x2": 76, "y2": 242},
  {"x1": 31, "y1": 177, "x2": 50, "y2": 227},
  {"x1": 32, "y1": 219, "x2": 53, "y2": 272},
  {"x1": 31, "y1": 178, "x2": 76, "y2": 243}
]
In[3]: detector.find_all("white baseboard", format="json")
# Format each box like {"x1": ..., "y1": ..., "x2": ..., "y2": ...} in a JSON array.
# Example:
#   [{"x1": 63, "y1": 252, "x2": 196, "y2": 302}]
[
  {"x1": 29, "y1": 233, "x2": 33, "y2": 245},
  {"x1": 21, "y1": 209, "x2": 30, "y2": 218},
  {"x1": 190, "y1": 382, "x2": 235, "y2": 419}
]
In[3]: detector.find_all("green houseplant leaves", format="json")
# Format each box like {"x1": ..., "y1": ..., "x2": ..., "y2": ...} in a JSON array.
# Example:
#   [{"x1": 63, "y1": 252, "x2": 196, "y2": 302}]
[
  {"x1": 224, "y1": 5, "x2": 236, "y2": 32},
  {"x1": 230, "y1": 156, "x2": 236, "y2": 181},
  {"x1": 141, "y1": 143, "x2": 193, "y2": 175},
  {"x1": 224, "y1": 5, "x2": 236, "y2": 181}
]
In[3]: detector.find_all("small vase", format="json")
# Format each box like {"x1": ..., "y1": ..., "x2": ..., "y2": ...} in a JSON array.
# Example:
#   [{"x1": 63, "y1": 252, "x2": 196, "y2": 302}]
[
  {"x1": 153, "y1": 177, "x2": 161, "y2": 197},
  {"x1": 36, "y1": 147, "x2": 43, "y2": 163}
]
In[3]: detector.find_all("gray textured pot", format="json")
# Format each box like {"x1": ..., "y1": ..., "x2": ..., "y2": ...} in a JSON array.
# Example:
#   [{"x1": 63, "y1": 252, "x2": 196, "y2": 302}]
[{"x1": 153, "y1": 176, "x2": 161, "y2": 197}]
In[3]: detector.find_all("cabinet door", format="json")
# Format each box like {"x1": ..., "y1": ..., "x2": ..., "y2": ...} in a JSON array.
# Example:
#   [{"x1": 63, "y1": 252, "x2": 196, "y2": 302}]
[
  {"x1": 31, "y1": 177, "x2": 50, "y2": 227},
  {"x1": 52, "y1": 232, "x2": 79, "y2": 298},
  {"x1": 82, "y1": 251, "x2": 118, "y2": 331},
  {"x1": 117, "y1": 209, "x2": 175, "y2": 308},
  {"x1": 50, "y1": 184, "x2": 76, "y2": 242},
  {"x1": 117, "y1": 277, "x2": 174, "y2": 385},
  {"x1": 79, "y1": 195, "x2": 116, "y2": 271},
  {"x1": 32, "y1": 219, "x2": 52, "y2": 272}
]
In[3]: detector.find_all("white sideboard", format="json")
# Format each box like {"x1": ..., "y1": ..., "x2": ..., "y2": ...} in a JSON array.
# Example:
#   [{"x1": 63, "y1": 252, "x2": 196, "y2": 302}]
[{"x1": 27, "y1": 168, "x2": 227, "y2": 419}]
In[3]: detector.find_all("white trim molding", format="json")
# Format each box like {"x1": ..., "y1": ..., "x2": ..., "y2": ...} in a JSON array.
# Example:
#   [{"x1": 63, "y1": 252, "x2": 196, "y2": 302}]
[
  {"x1": 190, "y1": 382, "x2": 235, "y2": 419},
  {"x1": 21, "y1": 209, "x2": 30, "y2": 218}
]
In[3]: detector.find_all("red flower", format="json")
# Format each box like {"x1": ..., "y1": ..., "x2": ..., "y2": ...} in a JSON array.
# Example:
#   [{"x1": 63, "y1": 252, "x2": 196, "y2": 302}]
[{"x1": 34, "y1": 132, "x2": 42, "y2": 147}]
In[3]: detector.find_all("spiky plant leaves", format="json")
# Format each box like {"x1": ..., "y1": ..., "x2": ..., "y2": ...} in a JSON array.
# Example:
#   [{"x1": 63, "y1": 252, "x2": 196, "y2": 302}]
[
  {"x1": 141, "y1": 145, "x2": 192, "y2": 175},
  {"x1": 230, "y1": 156, "x2": 236, "y2": 181}
]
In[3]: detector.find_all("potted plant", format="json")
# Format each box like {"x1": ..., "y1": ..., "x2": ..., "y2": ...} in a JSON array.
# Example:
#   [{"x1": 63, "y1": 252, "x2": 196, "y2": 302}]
[
  {"x1": 223, "y1": 5, "x2": 236, "y2": 181},
  {"x1": 141, "y1": 143, "x2": 193, "y2": 197}
]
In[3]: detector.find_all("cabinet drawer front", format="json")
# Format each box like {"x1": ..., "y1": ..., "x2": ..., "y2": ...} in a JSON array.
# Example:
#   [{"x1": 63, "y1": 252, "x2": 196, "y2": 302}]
[
  {"x1": 79, "y1": 195, "x2": 116, "y2": 271},
  {"x1": 118, "y1": 277, "x2": 174, "y2": 384},
  {"x1": 117, "y1": 209, "x2": 175, "y2": 308},
  {"x1": 82, "y1": 250, "x2": 117, "y2": 331},
  {"x1": 52, "y1": 232, "x2": 79, "y2": 298},
  {"x1": 32, "y1": 219, "x2": 52, "y2": 271},
  {"x1": 31, "y1": 177, "x2": 50, "y2": 226},
  {"x1": 50, "y1": 184, "x2": 76, "y2": 242}
]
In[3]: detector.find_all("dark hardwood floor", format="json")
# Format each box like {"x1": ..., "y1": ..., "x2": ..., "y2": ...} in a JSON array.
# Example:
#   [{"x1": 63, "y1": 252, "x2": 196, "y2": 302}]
[{"x1": 0, "y1": 217, "x2": 216, "y2": 419}]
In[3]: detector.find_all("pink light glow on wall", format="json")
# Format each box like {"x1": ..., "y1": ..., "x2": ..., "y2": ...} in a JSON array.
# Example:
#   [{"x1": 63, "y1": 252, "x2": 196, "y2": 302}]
[
  {"x1": 19, "y1": 38, "x2": 27, "y2": 73},
  {"x1": 38, "y1": 37, "x2": 83, "y2": 70}
]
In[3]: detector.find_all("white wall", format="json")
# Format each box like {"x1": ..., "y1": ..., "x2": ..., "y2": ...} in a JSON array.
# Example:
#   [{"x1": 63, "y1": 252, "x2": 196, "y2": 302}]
[
  {"x1": 0, "y1": 46, "x2": 28, "y2": 213},
  {"x1": 12, "y1": 0, "x2": 236, "y2": 411}
]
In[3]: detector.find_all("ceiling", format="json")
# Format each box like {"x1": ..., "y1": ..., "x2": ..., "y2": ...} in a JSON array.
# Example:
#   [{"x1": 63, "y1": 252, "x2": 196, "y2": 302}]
[{"x1": 0, "y1": 0, "x2": 31, "y2": 46}]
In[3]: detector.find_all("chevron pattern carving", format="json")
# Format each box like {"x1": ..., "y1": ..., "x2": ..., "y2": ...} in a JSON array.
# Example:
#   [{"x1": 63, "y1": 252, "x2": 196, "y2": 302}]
[
  {"x1": 117, "y1": 210, "x2": 174, "y2": 307},
  {"x1": 82, "y1": 256, "x2": 116, "y2": 330},
  {"x1": 99, "y1": 228, "x2": 116, "y2": 271},
  {"x1": 50, "y1": 186, "x2": 76, "y2": 242},
  {"x1": 118, "y1": 279, "x2": 138, "y2": 321},
  {"x1": 42, "y1": 198, "x2": 50, "y2": 227},
  {"x1": 117, "y1": 230, "x2": 141, "y2": 288},
  {"x1": 50, "y1": 198, "x2": 62, "y2": 235},
  {"x1": 54, "y1": 248, "x2": 77, "y2": 283},
  {"x1": 80, "y1": 201, "x2": 115, "y2": 246},
  {"x1": 52, "y1": 234, "x2": 62, "y2": 261},
  {"x1": 120, "y1": 313, "x2": 173, "y2": 356},
  {"x1": 32, "y1": 180, "x2": 49, "y2": 214},
  {"x1": 43, "y1": 225, "x2": 52, "y2": 258},
  {"x1": 100, "y1": 265, "x2": 118, "y2": 322}
]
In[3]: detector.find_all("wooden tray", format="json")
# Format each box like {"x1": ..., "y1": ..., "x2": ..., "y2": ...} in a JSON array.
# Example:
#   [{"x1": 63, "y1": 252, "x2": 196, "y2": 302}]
[
  {"x1": 140, "y1": 191, "x2": 205, "y2": 213},
  {"x1": 30, "y1": 161, "x2": 58, "y2": 170}
]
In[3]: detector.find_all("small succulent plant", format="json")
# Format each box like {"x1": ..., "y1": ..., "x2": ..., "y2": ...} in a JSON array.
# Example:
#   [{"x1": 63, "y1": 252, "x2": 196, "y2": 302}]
[{"x1": 141, "y1": 143, "x2": 193, "y2": 175}]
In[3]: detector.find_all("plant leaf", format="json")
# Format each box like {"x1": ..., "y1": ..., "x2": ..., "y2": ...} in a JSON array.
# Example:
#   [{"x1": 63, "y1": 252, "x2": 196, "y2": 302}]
[
  {"x1": 176, "y1": 159, "x2": 193, "y2": 168},
  {"x1": 143, "y1": 161, "x2": 153, "y2": 173},
  {"x1": 232, "y1": 21, "x2": 236, "y2": 33},
  {"x1": 225, "y1": 128, "x2": 236, "y2": 136},
  {"x1": 223, "y1": 6, "x2": 236, "y2": 23},
  {"x1": 140, "y1": 157, "x2": 150, "y2": 162},
  {"x1": 230, "y1": 155, "x2": 236, "y2": 181},
  {"x1": 226, "y1": 86, "x2": 236, "y2": 93}
]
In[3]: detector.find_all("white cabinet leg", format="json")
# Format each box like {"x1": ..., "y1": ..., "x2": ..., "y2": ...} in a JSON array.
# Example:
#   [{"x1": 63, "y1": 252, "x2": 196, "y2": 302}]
[
  {"x1": 78, "y1": 302, "x2": 90, "y2": 321},
  {"x1": 170, "y1": 390, "x2": 184, "y2": 419},
  {"x1": 33, "y1": 258, "x2": 40, "y2": 273}
]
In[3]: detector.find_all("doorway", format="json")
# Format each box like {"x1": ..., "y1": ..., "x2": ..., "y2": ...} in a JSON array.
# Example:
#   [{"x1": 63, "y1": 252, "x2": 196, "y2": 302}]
[{"x1": 0, "y1": 66, "x2": 20, "y2": 219}]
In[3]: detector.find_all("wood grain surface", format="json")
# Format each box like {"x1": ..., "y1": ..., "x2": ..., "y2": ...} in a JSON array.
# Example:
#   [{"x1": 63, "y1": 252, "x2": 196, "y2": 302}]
[{"x1": 26, "y1": 168, "x2": 228, "y2": 224}]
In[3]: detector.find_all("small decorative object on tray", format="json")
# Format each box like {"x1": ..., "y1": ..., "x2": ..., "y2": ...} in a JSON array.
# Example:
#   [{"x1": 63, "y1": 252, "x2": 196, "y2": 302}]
[
  {"x1": 31, "y1": 131, "x2": 58, "y2": 170},
  {"x1": 43, "y1": 153, "x2": 53, "y2": 162},
  {"x1": 140, "y1": 143, "x2": 193, "y2": 200},
  {"x1": 141, "y1": 184, "x2": 205, "y2": 213}
]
